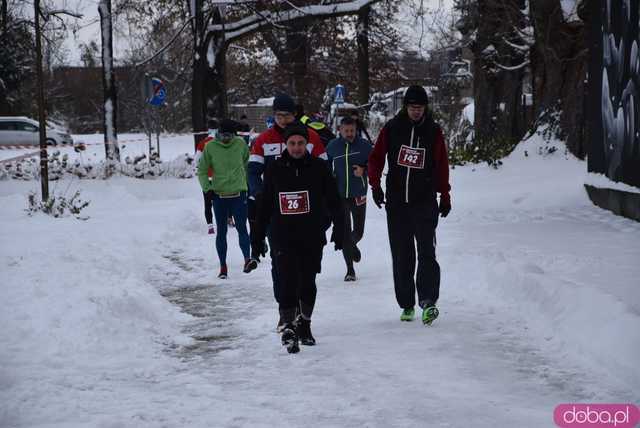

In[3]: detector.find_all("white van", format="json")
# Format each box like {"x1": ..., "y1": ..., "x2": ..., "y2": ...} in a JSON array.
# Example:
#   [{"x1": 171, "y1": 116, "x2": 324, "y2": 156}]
[{"x1": 0, "y1": 116, "x2": 73, "y2": 146}]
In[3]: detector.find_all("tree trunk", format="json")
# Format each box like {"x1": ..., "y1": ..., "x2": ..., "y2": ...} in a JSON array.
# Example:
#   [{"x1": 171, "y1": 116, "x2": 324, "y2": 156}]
[
  {"x1": 34, "y1": 0, "x2": 49, "y2": 200},
  {"x1": 473, "y1": 0, "x2": 527, "y2": 146},
  {"x1": 192, "y1": 4, "x2": 227, "y2": 149},
  {"x1": 99, "y1": 0, "x2": 119, "y2": 165},
  {"x1": 529, "y1": 0, "x2": 588, "y2": 158},
  {"x1": 2, "y1": 0, "x2": 7, "y2": 32},
  {"x1": 285, "y1": 20, "x2": 309, "y2": 101},
  {"x1": 205, "y1": 30, "x2": 228, "y2": 122},
  {"x1": 357, "y1": 6, "x2": 370, "y2": 106},
  {"x1": 191, "y1": 0, "x2": 206, "y2": 149}
]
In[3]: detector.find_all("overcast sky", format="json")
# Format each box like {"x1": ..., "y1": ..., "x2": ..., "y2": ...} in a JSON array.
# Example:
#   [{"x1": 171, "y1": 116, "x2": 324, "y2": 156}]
[{"x1": 53, "y1": 0, "x2": 455, "y2": 66}]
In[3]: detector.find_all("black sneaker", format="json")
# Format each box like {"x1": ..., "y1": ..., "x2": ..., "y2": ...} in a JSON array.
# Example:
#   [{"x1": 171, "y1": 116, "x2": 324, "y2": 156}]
[
  {"x1": 281, "y1": 324, "x2": 300, "y2": 353},
  {"x1": 352, "y1": 245, "x2": 361, "y2": 263},
  {"x1": 218, "y1": 265, "x2": 228, "y2": 279},
  {"x1": 243, "y1": 258, "x2": 258, "y2": 273},
  {"x1": 276, "y1": 315, "x2": 285, "y2": 333},
  {"x1": 344, "y1": 272, "x2": 357, "y2": 282},
  {"x1": 295, "y1": 316, "x2": 316, "y2": 346}
]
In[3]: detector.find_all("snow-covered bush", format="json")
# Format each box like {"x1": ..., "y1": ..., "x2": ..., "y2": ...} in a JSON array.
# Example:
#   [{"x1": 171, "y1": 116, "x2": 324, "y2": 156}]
[
  {"x1": 448, "y1": 136, "x2": 519, "y2": 169},
  {"x1": 2, "y1": 152, "x2": 196, "y2": 181},
  {"x1": 26, "y1": 190, "x2": 91, "y2": 220}
]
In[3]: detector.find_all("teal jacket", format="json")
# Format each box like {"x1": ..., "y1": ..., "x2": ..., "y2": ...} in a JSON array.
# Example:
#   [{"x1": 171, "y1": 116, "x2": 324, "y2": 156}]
[{"x1": 326, "y1": 136, "x2": 373, "y2": 199}]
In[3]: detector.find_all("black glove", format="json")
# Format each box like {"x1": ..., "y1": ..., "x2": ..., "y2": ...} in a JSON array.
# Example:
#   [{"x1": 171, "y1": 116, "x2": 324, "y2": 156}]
[
  {"x1": 334, "y1": 238, "x2": 343, "y2": 251},
  {"x1": 372, "y1": 186, "x2": 385, "y2": 209},
  {"x1": 439, "y1": 197, "x2": 451, "y2": 218}
]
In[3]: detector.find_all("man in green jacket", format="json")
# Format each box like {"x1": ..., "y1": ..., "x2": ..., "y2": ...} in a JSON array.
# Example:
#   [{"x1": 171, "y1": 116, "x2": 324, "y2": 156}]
[{"x1": 198, "y1": 119, "x2": 254, "y2": 279}]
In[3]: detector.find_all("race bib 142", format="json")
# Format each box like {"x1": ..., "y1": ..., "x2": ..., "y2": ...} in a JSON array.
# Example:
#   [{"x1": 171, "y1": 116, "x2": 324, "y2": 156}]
[{"x1": 397, "y1": 145, "x2": 426, "y2": 169}]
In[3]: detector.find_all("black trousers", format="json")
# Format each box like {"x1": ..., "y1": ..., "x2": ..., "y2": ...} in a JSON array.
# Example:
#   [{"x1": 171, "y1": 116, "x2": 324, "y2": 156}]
[
  {"x1": 275, "y1": 246, "x2": 322, "y2": 324},
  {"x1": 342, "y1": 198, "x2": 367, "y2": 271},
  {"x1": 203, "y1": 191, "x2": 214, "y2": 225},
  {"x1": 386, "y1": 201, "x2": 440, "y2": 309}
]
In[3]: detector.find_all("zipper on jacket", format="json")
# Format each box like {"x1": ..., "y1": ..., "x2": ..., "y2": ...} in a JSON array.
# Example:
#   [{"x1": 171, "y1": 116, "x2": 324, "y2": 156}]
[
  {"x1": 406, "y1": 126, "x2": 415, "y2": 203},
  {"x1": 345, "y1": 142, "x2": 350, "y2": 198}
]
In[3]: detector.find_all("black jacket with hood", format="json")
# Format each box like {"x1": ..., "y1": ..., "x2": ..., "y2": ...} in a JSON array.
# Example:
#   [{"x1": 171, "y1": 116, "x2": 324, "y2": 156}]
[{"x1": 253, "y1": 150, "x2": 344, "y2": 252}]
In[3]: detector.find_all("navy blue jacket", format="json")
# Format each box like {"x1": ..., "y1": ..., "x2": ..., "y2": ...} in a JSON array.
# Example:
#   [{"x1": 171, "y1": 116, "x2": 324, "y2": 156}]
[{"x1": 326, "y1": 136, "x2": 373, "y2": 199}]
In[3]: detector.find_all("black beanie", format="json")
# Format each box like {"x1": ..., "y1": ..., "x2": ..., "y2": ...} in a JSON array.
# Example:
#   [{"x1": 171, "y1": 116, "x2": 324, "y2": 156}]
[
  {"x1": 403, "y1": 85, "x2": 429, "y2": 106},
  {"x1": 283, "y1": 123, "x2": 309, "y2": 142},
  {"x1": 273, "y1": 94, "x2": 296, "y2": 113},
  {"x1": 219, "y1": 119, "x2": 238, "y2": 134}
]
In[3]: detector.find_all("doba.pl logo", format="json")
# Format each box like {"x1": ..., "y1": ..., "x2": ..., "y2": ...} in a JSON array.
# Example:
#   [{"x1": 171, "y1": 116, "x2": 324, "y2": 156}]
[{"x1": 554, "y1": 404, "x2": 640, "y2": 428}]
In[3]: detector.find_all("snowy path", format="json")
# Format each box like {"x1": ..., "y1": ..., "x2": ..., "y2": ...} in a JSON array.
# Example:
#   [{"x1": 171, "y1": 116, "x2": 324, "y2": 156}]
[
  {"x1": 1, "y1": 136, "x2": 638, "y2": 427},
  {"x1": 138, "y1": 204, "x2": 636, "y2": 427}
]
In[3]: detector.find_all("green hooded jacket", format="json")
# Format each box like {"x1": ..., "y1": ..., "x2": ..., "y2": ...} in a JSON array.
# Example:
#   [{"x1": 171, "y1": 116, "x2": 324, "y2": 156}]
[{"x1": 197, "y1": 136, "x2": 249, "y2": 195}]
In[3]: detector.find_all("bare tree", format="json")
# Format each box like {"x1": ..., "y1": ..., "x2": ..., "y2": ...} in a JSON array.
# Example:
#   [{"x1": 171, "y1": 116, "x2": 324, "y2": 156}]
[
  {"x1": 99, "y1": 0, "x2": 120, "y2": 166},
  {"x1": 187, "y1": 0, "x2": 382, "y2": 146}
]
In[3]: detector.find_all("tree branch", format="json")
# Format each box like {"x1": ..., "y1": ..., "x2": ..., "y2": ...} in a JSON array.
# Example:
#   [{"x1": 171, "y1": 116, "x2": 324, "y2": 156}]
[
  {"x1": 208, "y1": 0, "x2": 381, "y2": 44},
  {"x1": 494, "y1": 59, "x2": 530, "y2": 71},
  {"x1": 135, "y1": 17, "x2": 195, "y2": 67}
]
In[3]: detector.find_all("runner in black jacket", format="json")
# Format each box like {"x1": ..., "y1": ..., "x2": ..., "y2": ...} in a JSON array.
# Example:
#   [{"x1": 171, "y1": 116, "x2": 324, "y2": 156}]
[
  {"x1": 252, "y1": 123, "x2": 344, "y2": 354},
  {"x1": 368, "y1": 85, "x2": 451, "y2": 326}
]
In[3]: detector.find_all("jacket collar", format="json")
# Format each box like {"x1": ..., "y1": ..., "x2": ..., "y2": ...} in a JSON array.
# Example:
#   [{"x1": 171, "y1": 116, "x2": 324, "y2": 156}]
[{"x1": 281, "y1": 148, "x2": 312, "y2": 166}]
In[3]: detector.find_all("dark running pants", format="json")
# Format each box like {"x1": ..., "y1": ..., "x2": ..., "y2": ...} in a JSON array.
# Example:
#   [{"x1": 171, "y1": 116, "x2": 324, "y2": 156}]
[
  {"x1": 211, "y1": 192, "x2": 250, "y2": 266},
  {"x1": 276, "y1": 246, "x2": 323, "y2": 324},
  {"x1": 342, "y1": 197, "x2": 367, "y2": 271},
  {"x1": 203, "y1": 191, "x2": 214, "y2": 225},
  {"x1": 386, "y1": 202, "x2": 440, "y2": 309}
]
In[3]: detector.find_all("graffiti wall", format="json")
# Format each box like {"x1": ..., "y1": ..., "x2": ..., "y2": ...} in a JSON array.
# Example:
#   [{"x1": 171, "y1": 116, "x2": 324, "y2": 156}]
[{"x1": 588, "y1": 0, "x2": 640, "y2": 188}]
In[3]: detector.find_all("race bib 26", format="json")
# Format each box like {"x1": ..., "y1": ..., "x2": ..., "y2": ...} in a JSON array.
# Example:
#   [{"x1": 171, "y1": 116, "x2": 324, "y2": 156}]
[
  {"x1": 279, "y1": 191, "x2": 310, "y2": 215},
  {"x1": 397, "y1": 145, "x2": 426, "y2": 169}
]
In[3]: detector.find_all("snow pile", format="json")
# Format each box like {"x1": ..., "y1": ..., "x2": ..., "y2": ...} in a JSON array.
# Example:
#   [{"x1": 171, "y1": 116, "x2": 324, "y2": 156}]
[
  {"x1": 584, "y1": 172, "x2": 640, "y2": 194},
  {"x1": 448, "y1": 130, "x2": 640, "y2": 390},
  {"x1": 0, "y1": 180, "x2": 195, "y2": 426}
]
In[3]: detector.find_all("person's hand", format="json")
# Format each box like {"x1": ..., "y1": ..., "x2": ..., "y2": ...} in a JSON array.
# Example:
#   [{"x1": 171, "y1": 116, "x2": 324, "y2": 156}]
[
  {"x1": 334, "y1": 239, "x2": 344, "y2": 251},
  {"x1": 439, "y1": 196, "x2": 451, "y2": 218},
  {"x1": 352, "y1": 165, "x2": 365, "y2": 178},
  {"x1": 372, "y1": 186, "x2": 385, "y2": 209}
]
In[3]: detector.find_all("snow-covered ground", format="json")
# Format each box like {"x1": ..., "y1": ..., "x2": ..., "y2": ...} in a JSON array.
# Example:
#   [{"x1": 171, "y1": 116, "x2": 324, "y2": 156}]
[{"x1": 1, "y1": 133, "x2": 638, "y2": 427}]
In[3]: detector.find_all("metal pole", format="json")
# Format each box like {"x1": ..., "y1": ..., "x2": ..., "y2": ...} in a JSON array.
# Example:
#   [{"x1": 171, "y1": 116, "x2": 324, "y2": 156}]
[
  {"x1": 156, "y1": 108, "x2": 160, "y2": 158},
  {"x1": 34, "y1": 0, "x2": 49, "y2": 201}
]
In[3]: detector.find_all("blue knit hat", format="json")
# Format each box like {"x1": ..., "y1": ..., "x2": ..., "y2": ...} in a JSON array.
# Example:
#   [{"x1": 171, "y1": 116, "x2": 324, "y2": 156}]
[{"x1": 273, "y1": 94, "x2": 296, "y2": 113}]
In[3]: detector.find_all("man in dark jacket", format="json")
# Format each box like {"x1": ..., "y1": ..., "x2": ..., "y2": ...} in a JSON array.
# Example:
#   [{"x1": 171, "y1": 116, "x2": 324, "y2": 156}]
[
  {"x1": 247, "y1": 94, "x2": 328, "y2": 332},
  {"x1": 252, "y1": 123, "x2": 344, "y2": 354},
  {"x1": 368, "y1": 85, "x2": 451, "y2": 326},
  {"x1": 326, "y1": 116, "x2": 373, "y2": 282}
]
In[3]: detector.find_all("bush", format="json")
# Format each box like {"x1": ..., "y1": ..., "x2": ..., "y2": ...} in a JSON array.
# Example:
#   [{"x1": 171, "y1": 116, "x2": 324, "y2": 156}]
[
  {"x1": 448, "y1": 136, "x2": 520, "y2": 169},
  {"x1": 1, "y1": 152, "x2": 196, "y2": 181},
  {"x1": 26, "y1": 190, "x2": 91, "y2": 220}
]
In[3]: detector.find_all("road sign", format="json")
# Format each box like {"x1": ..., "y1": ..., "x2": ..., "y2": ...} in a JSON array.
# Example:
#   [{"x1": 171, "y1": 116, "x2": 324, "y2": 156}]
[
  {"x1": 148, "y1": 77, "x2": 166, "y2": 106},
  {"x1": 335, "y1": 84, "x2": 345, "y2": 105}
]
